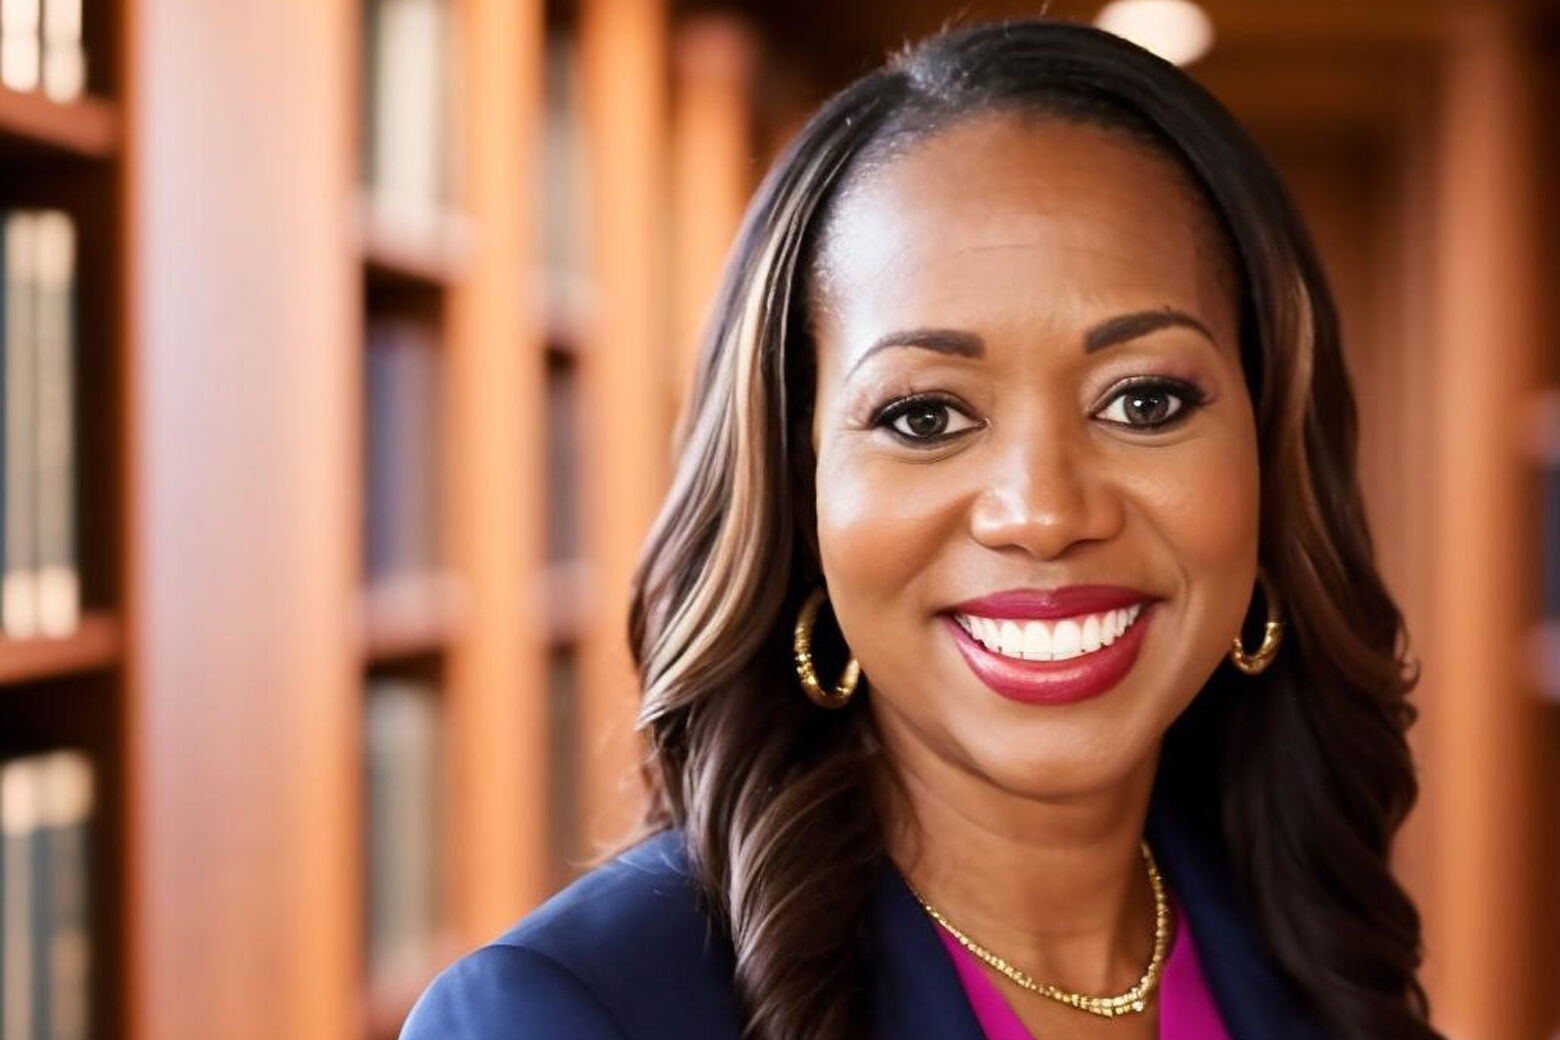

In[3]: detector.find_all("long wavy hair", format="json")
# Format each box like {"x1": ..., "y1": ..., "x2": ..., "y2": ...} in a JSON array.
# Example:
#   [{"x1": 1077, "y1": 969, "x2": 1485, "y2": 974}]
[{"x1": 627, "y1": 19, "x2": 1435, "y2": 1040}]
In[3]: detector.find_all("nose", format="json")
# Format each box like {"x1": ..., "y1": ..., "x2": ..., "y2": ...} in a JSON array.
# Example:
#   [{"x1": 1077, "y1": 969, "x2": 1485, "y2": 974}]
[{"x1": 968, "y1": 424, "x2": 1125, "y2": 559}]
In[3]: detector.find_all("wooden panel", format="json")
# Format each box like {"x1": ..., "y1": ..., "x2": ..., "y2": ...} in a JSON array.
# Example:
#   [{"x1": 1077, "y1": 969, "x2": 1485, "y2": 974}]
[
  {"x1": 441, "y1": 0, "x2": 552, "y2": 939},
  {"x1": 122, "y1": 0, "x2": 360, "y2": 1037},
  {"x1": 574, "y1": 0, "x2": 670, "y2": 860},
  {"x1": 1422, "y1": 8, "x2": 1550, "y2": 1038},
  {"x1": 576, "y1": 0, "x2": 671, "y2": 856},
  {"x1": 671, "y1": 13, "x2": 756, "y2": 403}
]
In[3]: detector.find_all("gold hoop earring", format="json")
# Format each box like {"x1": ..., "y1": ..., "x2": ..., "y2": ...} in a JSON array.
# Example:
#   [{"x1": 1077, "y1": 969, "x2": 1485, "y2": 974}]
[
  {"x1": 1229, "y1": 571, "x2": 1284, "y2": 676},
  {"x1": 793, "y1": 587, "x2": 860, "y2": 709}
]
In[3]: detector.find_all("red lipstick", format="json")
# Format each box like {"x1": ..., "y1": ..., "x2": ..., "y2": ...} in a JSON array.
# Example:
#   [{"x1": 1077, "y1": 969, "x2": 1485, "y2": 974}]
[{"x1": 944, "y1": 586, "x2": 1158, "y2": 706}]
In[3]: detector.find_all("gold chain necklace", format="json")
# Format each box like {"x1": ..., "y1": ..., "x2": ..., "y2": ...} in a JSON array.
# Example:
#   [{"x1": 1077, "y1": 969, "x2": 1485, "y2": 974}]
[{"x1": 907, "y1": 840, "x2": 1170, "y2": 1019}]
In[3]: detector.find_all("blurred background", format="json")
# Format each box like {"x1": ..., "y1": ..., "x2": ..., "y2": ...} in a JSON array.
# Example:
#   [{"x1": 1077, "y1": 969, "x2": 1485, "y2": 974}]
[{"x1": 0, "y1": 0, "x2": 1555, "y2": 1038}]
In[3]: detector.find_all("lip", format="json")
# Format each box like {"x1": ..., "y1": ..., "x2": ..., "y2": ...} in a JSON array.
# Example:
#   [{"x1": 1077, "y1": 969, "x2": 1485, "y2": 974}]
[
  {"x1": 948, "y1": 585, "x2": 1156, "y2": 620},
  {"x1": 943, "y1": 594, "x2": 1159, "y2": 706}
]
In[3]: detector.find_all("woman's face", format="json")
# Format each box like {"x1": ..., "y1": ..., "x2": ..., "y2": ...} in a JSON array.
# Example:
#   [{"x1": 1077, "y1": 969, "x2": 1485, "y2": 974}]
[{"x1": 809, "y1": 112, "x2": 1259, "y2": 803}]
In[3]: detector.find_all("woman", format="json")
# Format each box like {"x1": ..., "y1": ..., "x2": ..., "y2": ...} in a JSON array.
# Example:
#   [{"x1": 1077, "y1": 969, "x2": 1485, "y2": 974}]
[{"x1": 401, "y1": 18, "x2": 1438, "y2": 1040}]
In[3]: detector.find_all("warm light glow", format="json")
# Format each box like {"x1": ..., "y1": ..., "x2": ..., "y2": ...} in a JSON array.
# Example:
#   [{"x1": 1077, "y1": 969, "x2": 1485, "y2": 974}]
[{"x1": 1094, "y1": 0, "x2": 1214, "y2": 67}]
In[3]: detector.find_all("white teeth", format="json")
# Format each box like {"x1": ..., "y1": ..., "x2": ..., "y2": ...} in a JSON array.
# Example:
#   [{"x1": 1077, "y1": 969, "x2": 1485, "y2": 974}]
[
  {"x1": 1022, "y1": 620, "x2": 1050, "y2": 659},
  {"x1": 1080, "y1": 614, "x2": 1101, "y2": 653},
  {"x1": 954, "y1": 603, "x2": 1148, "y2": 662},
  {"x1": 1051, "y1": 619, "x2": 1082, "y2": 657}
]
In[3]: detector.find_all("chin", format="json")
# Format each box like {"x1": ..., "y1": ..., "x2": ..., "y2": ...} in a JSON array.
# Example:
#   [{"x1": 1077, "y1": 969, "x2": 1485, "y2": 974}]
[{"x1": 963, "y1": 731, "x2": 1153, "y2": 804}]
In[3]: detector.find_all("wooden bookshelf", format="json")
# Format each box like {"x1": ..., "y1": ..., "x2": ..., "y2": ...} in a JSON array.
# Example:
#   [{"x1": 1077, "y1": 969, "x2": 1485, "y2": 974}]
[
  {"x1": 0, "y1": 612, "x2": 121, "y2": 685},
  {"x1": 359, "y1": 573, "x2": 467, "y2": 663},
  {"x1": 0, "y1": 0, "x2": 765, "y2": 1035},
  {"x1": 357, "y1": 193, "x2": 475, "y2": 290},
  {"x1": 0, "y1": 1, "x2": 126, "y2": 1037},
  {"x1": 0, "y1": 85, "x2": 118, "y2": 159}
]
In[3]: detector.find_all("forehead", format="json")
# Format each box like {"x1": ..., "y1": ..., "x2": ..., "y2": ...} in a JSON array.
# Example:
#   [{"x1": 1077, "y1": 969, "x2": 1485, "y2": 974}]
[{"x1": 811, "y1": 112, "x2": 1236, "y2": 345}]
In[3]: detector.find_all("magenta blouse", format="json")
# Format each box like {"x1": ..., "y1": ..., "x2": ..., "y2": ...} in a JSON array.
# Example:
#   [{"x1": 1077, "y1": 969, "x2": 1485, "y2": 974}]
[{"x1": 933, "y1": 888, "x2": 1230, "y2": 1039}]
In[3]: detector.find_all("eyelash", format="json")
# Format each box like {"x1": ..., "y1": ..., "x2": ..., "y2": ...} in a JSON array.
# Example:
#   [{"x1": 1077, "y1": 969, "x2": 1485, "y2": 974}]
[
  {"x1": 870, "y1": 378, "x2": 1208, "y2": 445},
  {"x1": 1097, "y1": 377, "x2": 1209, "y2": 431}
]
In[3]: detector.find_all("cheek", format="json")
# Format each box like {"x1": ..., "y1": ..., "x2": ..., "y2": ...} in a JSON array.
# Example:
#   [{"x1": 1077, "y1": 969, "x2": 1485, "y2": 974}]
[
  {"x1": 1125, "y1": 414, "x2": 1262, "y2": 642},
  {"x1": 812, "y1": 442, "x2": 961, "y2": 647},
  {"x1": 1138, "y1": 441, "x2": 1259, "y2": 564}
]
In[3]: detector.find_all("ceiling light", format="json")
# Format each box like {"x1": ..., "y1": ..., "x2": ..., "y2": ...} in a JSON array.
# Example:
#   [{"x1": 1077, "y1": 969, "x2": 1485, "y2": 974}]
[{"x1": 1094, "y1": 0, "x2": 1214, "y2": 67}]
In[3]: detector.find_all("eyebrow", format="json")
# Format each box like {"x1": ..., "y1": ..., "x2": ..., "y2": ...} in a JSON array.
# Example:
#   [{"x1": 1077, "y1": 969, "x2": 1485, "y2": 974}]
[
  {"x1": 1084, "y1": 309, "x2": 1220, "y2": 353},
  {"x1": 847, "y1": 307, "x2": 1221, "y2": 378}
]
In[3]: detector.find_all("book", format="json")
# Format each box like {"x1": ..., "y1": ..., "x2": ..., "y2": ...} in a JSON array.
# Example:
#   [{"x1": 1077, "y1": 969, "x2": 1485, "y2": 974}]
[
  {"x1": 33, "y1": 210, "x2": 77, "y2": 637},
  {"x1": 0, "y1": 0, "x2": 40, "y2": 94},
  {"x1": 37, "y1": 750, "x2": 92, "y2": 1040},
  {"x1": 365, "y1": 318, "x2": 443, "y2": 597},
  {"x1": 2, "y1": 209, "x2": 80, "y2": 641},
  {"x1": 0, "y1": 749, "x2": 92, "y2": 1040},
  {"x1": 543, "y1": 34, "x2": 594, "y2": 342},
  {"x1": 364, "y1": 678, "x2": 443, "y2": 985},
  {"x1": 544, "y1": 356, "x2": 581, "y2": 563},
  {"x1": 4, "y1": 210, "x2": 39, "y2": 640},
  {"x1": 40, "y1": 0, "x2": 84, "y2": 102},
  {"x1": 364, "y1": 0, "x2": 451, "y2": 241},
  {"x1": 2, "y1": 754, "x2": 40, "y2": 1040}
]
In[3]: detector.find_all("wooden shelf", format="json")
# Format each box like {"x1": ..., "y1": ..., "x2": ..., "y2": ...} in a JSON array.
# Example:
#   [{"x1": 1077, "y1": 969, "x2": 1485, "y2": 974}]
[
  {"x1": 0, "y1": 86, "x2": 118, "y2": 160},
  {"x1": 541, "y1": 559, "x2": 592, "y2": 648},
  {"x1": 357, "y1": 193, "x2": 475, "y2": 291},
  {"x1": 543, "y1": 269, "x2": 595, "y2": 358},
  {"x1": 360, "y1": 572, "x2": 468, "y2": 663},
  {"x1": 0, "y1": 612, "x2": 122, "y2": 685}
]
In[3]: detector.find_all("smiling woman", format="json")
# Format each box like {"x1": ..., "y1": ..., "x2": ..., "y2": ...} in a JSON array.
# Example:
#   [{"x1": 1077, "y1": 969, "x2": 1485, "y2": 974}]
[{"x1": 400, "y1": 18, "x2": 1439, "y2": 1040}]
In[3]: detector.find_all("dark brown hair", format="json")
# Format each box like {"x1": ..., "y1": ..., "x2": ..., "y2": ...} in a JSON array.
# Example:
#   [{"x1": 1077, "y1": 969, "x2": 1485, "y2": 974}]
[{"x1": 628, "y1": 19, "x2": 1437, "y2": 1040}]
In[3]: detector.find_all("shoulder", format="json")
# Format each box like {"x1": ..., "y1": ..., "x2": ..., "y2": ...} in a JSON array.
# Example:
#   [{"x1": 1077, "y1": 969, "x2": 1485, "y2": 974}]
[{"x1": 399, "y1": 829, "x2": 741, "y2": 1040}]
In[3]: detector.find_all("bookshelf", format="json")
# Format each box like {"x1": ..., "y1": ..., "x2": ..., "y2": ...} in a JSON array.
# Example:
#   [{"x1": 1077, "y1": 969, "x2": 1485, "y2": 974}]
[
  {"x1": 0, "y1": 1, "x2": 123, "y2": 1039},
  {"x1": 0, "y1": 85, "x2": 116, "y2": 157},
  {"x1": 0, "y1": 0, "x2": 763, "y2": 1036},
  {"x1": 0, "y1": 611, "x2": 120, "y2": 684},
  {"x1": 355, "y1": 1, "x2": 550, "y2": 1037},
  {"x1": 34, "y1": 0, "x2": 1555, "y2": 1036}
]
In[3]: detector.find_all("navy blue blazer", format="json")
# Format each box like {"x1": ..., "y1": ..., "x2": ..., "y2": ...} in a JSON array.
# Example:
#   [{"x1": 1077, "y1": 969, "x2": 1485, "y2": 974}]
[{"x1": 400, "y1": 798, "x2": 1331, "y2": 1039}]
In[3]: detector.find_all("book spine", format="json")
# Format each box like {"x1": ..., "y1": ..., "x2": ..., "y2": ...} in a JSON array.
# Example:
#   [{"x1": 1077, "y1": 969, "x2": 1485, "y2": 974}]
[
  {"x1": 39, "y1": 0, "x2": 83, "y2": 102},
  {"x1": 3, "y1": 211, "x2": 38, "y2": 639},
  {"x1": 27, "y1": 761, "x2": 49, "y2": 1040},
  {"x1": 0, "y1": 0, "x2": 41, "y2": 93},
  {"x1": 1, "y1": 756, "x2": 39, "y2": 1040},
  {"x1": 37, "y1": 751, "x2": 92, "y2": 1040},
  {"x1": 33, "y1": 210, "x2": 76, "y2": 638},
  {"x1": 364, "y1": 680, "x2": 442, "y2": 982},
  {"x1": 365, "y1": 320, "x2": 441, "y2": 592},
  {"x1": 369, "y1": 0, "x2": 445, "y2": 236}
]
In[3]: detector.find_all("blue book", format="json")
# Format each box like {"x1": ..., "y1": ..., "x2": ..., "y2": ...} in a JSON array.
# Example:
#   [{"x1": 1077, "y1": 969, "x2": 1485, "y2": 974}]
[
  {"x1": 35, "y1": 751, "x2": 92, "y2": 1040},
  {"x1": 2, "y1": 755, "x2": 40, "y2": 1040}
]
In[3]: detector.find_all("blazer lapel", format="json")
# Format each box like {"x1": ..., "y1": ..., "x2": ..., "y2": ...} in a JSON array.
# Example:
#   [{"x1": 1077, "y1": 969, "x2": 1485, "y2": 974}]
[
  {"x1": 869, "y1": 859, "x2": 987, "y2": 1040},
  {"x1": 1146, "y1": 796, "x2": 1333, "y2": 1040}
]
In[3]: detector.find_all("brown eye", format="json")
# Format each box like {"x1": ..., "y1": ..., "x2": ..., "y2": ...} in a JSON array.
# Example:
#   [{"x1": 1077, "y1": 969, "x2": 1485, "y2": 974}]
[
  {"x1": 899, "y1": 402, "x2": 948, "y2": 437},
  {"x1": 877, "y1": 395, "x2": 981, "y2": 443},
  {"x1": 1097, "y1": 378, "x2": 1205, "y2": 430}
]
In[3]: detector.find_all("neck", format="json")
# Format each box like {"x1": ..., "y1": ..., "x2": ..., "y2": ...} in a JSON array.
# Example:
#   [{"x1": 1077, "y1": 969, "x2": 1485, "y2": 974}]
[{"x1": 876, "y1": 739, "x2": 1163, "y2": 996}]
